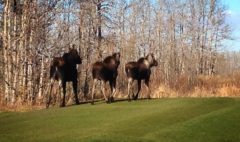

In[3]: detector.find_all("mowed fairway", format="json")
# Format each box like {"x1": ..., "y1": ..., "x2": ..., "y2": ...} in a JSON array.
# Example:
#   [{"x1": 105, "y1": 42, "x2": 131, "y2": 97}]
[{"x1": 0, "y1": 98, "x2": 240, "y2": 142}]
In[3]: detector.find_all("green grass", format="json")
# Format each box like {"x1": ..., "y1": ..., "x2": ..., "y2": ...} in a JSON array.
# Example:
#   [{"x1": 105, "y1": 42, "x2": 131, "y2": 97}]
[{"x1": 0, "y1": 98, "x2": 240, "y2": 142}]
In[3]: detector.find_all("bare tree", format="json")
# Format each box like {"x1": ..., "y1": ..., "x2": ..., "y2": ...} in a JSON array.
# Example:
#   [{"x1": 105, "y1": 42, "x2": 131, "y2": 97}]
[{"x1": 1, "y1": 0, "x2": 233, "y2": 106}]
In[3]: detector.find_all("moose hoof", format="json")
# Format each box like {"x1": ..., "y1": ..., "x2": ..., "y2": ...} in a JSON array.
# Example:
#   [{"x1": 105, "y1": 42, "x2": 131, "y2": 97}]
[
  {"x1": 60, "y1": 103, "x2": 66, "y2": 107},
  {"x1": 132, "y1": 94, "x2": 135, "y2": 99},
  {"x1": 106, "y1": 98, "x2": 111, "y2": 104},
  {"x1": 110, "y1": 96, "x2": 114, "y2": 102}
]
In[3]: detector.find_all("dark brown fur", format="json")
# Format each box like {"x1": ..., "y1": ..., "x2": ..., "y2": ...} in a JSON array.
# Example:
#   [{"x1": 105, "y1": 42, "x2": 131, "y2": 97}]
[
  {"x1": 47, "y1": 48, "x2": 82, "y2": 108},
  {"x1": 91, "y1": 52, "x2": 120, "y2": 104},
  {"x1": 125, "y1": 53, "x2": 158, "y2": 101}
]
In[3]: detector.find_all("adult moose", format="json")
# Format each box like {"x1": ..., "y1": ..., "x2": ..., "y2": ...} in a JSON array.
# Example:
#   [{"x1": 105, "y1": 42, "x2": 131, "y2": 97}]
[
  {"x1": 91, "y1": 52, "x2": 120, "y2": 104},
  {"x1": 125, "y1": 53, "x2": 158, "y2": 101},
  {"x1": 47, "y1": 46, "x2": 82, "y2": 108}
]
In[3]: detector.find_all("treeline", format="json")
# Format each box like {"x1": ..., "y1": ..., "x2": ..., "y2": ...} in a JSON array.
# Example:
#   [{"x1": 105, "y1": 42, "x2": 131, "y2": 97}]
[{"x1": 0, "y1": 0, "x2": 237, "y2": 107}]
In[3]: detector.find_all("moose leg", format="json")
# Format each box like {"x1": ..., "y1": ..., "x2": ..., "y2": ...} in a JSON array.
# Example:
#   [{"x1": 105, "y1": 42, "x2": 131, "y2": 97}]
[
  {"x1": 109, "y1": 79, "x2": 117, "y2": 103},
  {"x1": 46, "y1": 79, "x2": 54, "y2": 108},
  {"x1": 91, "y1": 79, "x2": 97, "y2": 105},
  {"x1": 134, "y1": 79, "x2": 141, "y2": 100},
  {"x1": 57, "y1": 80, "x2": 62, "y2": 104},
  {"x1": 73, "y1": 80, "x2": 80, "y2": 105},
  {"x1": 100, "y1": 80, "x2": 108, "y2": 103},
  {"x1": 127, "y1": 78, "x2": 133, "y2": 101},
  {"x1": 145, "y1": 79, "x2": 151, "y2": 99},
  {"x1": 60, "y1": 81, "x2": 66, "y2": 107}
]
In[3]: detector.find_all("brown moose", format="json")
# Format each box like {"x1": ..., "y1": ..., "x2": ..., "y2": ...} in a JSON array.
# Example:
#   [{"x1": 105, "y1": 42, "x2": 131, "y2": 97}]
[
  {"x1": 47, "y1": 47, "x2": 82, "y2": 108},
  {"x1": 91, "y1": 52, "x2": 120, "y2": 104},
  {"x1": 125, "y1": 53, "x2": 158, "y2": 101}
]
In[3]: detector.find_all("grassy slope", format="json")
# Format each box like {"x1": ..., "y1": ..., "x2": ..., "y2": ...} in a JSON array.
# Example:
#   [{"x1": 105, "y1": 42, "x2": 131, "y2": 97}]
[{"x1": 0, "y1": 98, "x2": 239, "y2": 142}]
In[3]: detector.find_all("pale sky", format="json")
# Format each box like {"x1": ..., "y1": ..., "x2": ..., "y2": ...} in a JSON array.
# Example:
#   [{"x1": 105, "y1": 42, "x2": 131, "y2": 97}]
[{"x1": 223, "y1": 0, "x2": 240, "y2": 51}]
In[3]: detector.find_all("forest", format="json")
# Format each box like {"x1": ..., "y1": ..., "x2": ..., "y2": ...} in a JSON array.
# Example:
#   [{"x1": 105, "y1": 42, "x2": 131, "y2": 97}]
[{"x1": 0, "y1": 0, "x2": 240, "y2": 109}]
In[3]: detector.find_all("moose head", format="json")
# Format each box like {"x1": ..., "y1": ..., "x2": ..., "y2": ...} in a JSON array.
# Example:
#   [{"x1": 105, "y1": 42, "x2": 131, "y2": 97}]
[
  {"x1": 144, "y1": 53, "x2": 158, "y2": 68},
  {"x1": 67, "y1": 45, "x2": 82, "y2": 65}
]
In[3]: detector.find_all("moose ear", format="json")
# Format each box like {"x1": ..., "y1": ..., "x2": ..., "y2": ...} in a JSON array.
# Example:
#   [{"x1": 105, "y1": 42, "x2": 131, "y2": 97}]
[
  {"x1": 147, "y1": 53, "x2": 153, "y2": 62},
  {"x1": 72, "y1": 44, "x2": 76, "y2": 49},
  {"x1": 115, "y1": 52, "x2": 120, "y2": 61}
]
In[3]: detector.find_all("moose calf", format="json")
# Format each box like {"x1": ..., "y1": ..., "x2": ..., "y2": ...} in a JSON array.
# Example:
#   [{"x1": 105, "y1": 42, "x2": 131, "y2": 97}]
[
  {"x1": 125, "y1": 53, "x2": 158, "y2": 101},
  {"x1": 91, "y1": 52, "x2": 120, "y2": 104}
]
